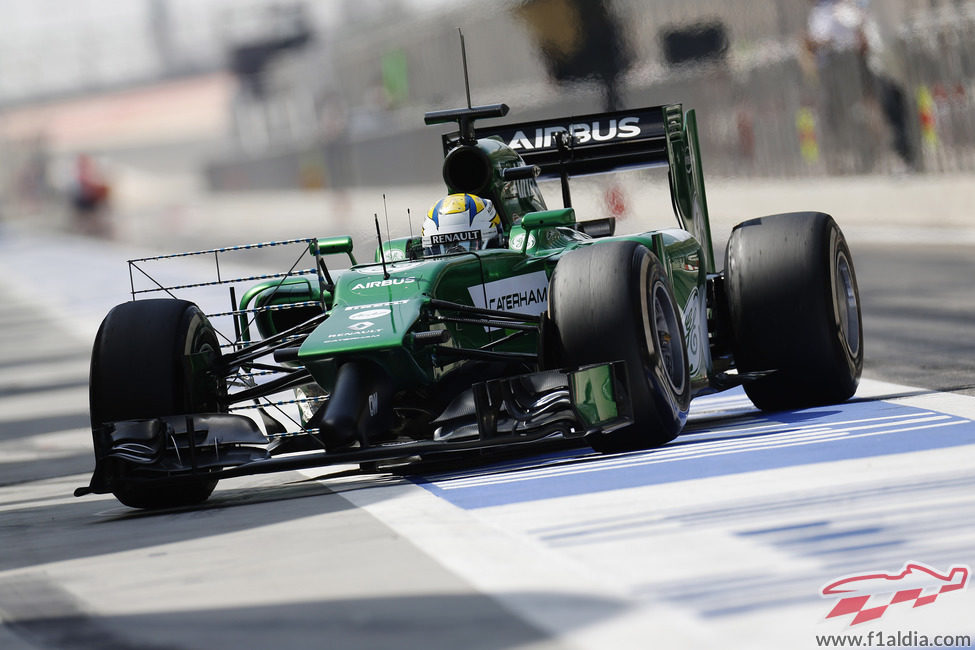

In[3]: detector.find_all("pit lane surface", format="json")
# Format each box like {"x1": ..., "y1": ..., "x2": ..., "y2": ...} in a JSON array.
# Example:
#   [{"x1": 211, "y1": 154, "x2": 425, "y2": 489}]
[{"x1": 1, "y1": 228, "x2": 974, "y2": 649}]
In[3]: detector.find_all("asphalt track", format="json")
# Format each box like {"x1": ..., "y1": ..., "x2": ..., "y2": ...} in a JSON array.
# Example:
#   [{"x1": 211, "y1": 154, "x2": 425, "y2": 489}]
[{"x1": 1, "y1": 218, "x2": 974, "y2": 649}]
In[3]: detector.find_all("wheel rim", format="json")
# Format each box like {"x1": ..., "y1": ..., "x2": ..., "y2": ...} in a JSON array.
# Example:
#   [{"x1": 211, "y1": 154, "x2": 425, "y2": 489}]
[
  {"x1": 834, "y1": 250, "x2": 860, "y2": 358},
  {"x1": 651, "y1": 281, "x2": 686, "y2": 394},
  {"x1": 184, "y1": 311, "x2": 225, "y2": 413}
]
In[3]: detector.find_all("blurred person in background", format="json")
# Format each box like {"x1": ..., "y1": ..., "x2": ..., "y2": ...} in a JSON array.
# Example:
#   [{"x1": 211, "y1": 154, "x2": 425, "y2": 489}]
[
  {"x1": 804, "y1": 0, "x2": 917, "y2": 173},
  {"x1": 15, "y1": 138, "x2": 50, "y2": 214},
  {"x1": 71, "y1": 153, "x2": 112, "y2": 237}
]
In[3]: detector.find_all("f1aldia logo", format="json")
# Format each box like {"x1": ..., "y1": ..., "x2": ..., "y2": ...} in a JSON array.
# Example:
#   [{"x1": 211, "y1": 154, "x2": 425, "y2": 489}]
[{"x1": 820, "y1": 561, "x2": 969, "y2": 626}]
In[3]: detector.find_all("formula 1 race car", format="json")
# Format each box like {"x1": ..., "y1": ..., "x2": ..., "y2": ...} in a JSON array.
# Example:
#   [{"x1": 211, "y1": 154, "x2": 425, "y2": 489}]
[{"x1": 76, "y1": 99, "x2": 862, "y2": 509}]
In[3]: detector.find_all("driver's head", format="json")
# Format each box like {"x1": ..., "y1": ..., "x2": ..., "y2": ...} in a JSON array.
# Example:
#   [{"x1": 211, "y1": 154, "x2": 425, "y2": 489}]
[{"x1": 422, "y1": 193, "x2": 502, "y2": 255}]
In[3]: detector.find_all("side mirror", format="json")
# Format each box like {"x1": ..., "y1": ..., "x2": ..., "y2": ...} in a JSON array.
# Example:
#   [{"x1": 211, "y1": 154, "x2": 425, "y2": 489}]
[
  {"x1": 521, "y1": 208, "x2": 575, "y2": 232},
  {"x1": 310, "y1": 236, "x2": 357, "y2": 265},
  {"x1": 501, "y1": 165, "x2": 541, "y2": 181},
  {"x1": 576, "y1": 217, "x2": 616, "y2": 238}
]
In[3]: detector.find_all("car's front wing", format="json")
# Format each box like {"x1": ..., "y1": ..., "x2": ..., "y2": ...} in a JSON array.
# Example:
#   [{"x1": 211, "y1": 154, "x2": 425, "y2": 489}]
[{"x1": 75, "y1": 361, "x2": 632, "y2": 497}]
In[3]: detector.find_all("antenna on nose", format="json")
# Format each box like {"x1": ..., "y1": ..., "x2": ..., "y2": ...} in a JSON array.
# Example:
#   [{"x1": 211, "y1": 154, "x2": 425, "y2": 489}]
[{"x1": 374, "y1": 214, "x2": 389, "y2": 280}]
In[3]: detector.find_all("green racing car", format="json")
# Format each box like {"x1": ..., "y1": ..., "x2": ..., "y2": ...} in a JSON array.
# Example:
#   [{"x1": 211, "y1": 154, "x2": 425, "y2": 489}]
[{"x1": 76, "y1": 100, "x2": 863, "y2": 509}]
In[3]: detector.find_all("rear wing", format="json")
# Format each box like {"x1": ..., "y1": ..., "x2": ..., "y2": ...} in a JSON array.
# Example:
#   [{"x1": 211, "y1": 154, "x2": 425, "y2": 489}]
[
  {"x1": 441, "y1": 104, "x2": 716, "y2": 273},
  {"x1": 468, "y1": 105, "x2": 670, "y2": 179}
]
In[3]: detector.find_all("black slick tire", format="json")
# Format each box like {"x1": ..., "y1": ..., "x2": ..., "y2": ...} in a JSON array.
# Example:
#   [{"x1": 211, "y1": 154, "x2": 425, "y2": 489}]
[
  {"x1": 89, "y1": 299, "x2": 225, "y2": 508},
  {"x1": 725, "y1": 212, "x2": 863, "y2": 410},
  {"x1": 549, "y1": 241, "x2": 690, "y2": 452}
]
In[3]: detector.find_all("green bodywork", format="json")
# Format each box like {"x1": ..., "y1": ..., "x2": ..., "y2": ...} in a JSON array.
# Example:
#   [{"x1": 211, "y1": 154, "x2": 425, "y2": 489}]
[
  {"x1": 242, "y1": 104, "x2": 716, "y2": 401},
  {"x1": 569, "y1": 363, "x2": 622, "y2": 428}
]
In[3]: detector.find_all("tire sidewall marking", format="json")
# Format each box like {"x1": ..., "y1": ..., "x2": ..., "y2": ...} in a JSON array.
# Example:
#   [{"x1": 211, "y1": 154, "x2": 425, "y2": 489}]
[
  {"x1": 182, "y1": 308, "x2": 222, "y2": 412},
  {"x1": 638, "y1": 251, "x2": 689, "y2": 414},
  {"x1": 828, "y1": 226, "x2": 861, "y2": 373}
]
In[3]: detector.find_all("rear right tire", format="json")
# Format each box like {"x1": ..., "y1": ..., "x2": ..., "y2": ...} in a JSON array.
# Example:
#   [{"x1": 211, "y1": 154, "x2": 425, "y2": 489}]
[{"x1": 725, "y1": 212, "x2": 862, "y2": 410}]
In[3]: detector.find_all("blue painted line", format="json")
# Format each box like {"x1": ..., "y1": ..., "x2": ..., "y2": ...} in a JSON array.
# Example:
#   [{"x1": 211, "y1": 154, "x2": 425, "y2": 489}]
[
  {"x1": 805, "y1": 540, "x2": 907, "y2": 556},
  {"x1": 737, "y1": 521, "x2": 831, "y2": 536},
  {"x1": 777, "y1": 526, "x2": 887, "y2": 545},
  {"x1": 414, "y1": 396, "x2": 975, "y2": 509}
]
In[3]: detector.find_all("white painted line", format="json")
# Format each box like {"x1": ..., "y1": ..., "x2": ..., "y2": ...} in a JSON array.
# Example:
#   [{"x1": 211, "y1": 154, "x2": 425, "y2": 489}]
[{"x1": 320, "y1": 473, "x2": 716, "y2": 650}]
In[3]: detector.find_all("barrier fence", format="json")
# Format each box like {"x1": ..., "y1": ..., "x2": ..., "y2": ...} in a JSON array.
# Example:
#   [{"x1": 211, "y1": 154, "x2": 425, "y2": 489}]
[{"x1": 3, "y1": 0, "x2": 975, "y2": 210}]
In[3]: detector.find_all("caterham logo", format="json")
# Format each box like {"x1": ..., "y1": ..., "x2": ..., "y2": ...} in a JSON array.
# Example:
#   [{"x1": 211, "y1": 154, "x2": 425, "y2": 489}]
[
  {"x1": 508, "y1": 232, "x2": 536, "y2": 250},
  {"x1": 349, "y1": 309, "x2": 391, "y2": 320},
  {"x1": 682, "y1": 287, "x2": 704, "y2": 377},
  {"x1": 469, "y1": 271, "x2": 549, "y2": 330},
  {"x1": 345, "y1": 300, "x2": 410, "y2": 311},
  {"x1": 355, "y1": 262, "x2": 423, "y2": 275}
]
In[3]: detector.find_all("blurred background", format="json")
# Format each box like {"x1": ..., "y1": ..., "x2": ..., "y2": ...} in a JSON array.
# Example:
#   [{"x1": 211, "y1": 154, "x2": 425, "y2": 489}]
[{"x1": 1, "y1": 0, "x2": 973, "y2": 248}]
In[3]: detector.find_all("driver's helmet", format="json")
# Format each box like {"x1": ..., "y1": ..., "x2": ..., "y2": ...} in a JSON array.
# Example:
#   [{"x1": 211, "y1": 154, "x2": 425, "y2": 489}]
[{"x1": 421, "y1": 193, "x2": 502, "y2": 255}]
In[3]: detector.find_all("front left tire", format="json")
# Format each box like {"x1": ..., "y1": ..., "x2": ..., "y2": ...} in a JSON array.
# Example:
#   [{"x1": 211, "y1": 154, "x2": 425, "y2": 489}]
[{"x1": 548, "y1": 240, "x2": 690, "y2": 452}]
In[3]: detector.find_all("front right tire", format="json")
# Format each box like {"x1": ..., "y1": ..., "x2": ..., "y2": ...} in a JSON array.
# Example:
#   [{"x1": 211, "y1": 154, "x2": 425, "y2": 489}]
[
  {"x1": 549, "y1": 241, "x2": 690, "y2": 452},
  {"x1": 89, "y1": 299, "x2": 225, "y2": 508}
]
